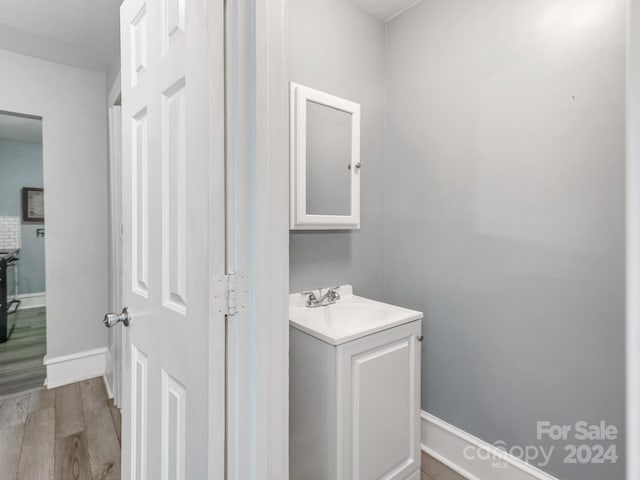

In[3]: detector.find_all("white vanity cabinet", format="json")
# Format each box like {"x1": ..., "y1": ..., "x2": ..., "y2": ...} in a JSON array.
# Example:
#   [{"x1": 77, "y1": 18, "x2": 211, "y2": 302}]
[{"x1": 290, "y1": 287, "x2": 422, "y2": 480}]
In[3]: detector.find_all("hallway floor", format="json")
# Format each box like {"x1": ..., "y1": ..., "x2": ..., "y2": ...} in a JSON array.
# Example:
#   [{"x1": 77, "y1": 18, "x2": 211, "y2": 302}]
[
  {"x1": 422, "y1": 451, "x2": 466, "y2": 480},
  {"x1": 0, "y1": 377, "x2": 121, "y2": 480},
  {"x1": 0, "y1": 307, "x2": 46, "y2": 396}
]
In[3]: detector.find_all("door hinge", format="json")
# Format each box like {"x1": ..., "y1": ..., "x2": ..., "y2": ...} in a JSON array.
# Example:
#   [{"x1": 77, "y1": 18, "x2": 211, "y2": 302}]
[
  {"x1": 216, "y1": 272, "x2": 246, "y2": 316},
  {"x1": 226, "y1": 272, "x2": 237, "y2": 316}
]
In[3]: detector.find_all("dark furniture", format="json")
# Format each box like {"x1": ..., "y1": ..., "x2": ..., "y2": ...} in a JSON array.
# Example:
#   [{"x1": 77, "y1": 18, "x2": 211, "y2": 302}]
[{"x1": 0, "y1": 254, "x2": 20, "y2": 343}]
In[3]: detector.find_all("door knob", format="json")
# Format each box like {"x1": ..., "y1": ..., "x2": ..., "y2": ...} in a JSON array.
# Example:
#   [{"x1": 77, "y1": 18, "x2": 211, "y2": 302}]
[{"x1": 104, "y1": 307, "x2": 130, "y2": 328}]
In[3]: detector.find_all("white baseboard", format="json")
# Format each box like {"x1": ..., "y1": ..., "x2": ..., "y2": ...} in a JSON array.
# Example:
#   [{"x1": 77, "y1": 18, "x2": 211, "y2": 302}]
[
  {"x1": 421, "y1": 411, "x2": 559, "y2": 480},
  {"x1": 44, "y1": 348, "x2": 107, "y2": 389},
  {"x1": 13, "y1": 292, "x2": 46, "y2": 309}
]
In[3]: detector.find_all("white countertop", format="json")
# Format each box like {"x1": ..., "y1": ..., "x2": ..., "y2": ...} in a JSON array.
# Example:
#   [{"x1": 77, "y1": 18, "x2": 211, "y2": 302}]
[{"x1": 289, "y1": 285, "x2": 423, "y2": 345}]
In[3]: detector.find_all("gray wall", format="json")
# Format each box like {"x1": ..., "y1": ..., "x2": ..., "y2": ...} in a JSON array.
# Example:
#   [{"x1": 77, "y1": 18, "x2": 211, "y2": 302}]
[
  {"x1": 384, "y1": 1, "x2": 625, "y2": 479},
  {"x1": 0, "y1": 139, "x2": 46, "y2": 295},
  {"x1": 0, "y1": 49, "x2": 109, "y2": 359},
  {"x1": 288, "y1": 0, "x2": 386, "y2": 298}
]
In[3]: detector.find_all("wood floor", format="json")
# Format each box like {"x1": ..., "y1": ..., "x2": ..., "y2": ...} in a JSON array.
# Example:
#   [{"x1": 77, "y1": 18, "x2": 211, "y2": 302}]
[
  {"x1": 422, "y1": 451, "x2": 467, "y2": 480},
  {"x1": 0, "y1": 377, "x2": 121, "y2": 480},
  {"x1": 0, "y1": 307, "x2": 46, "y2": 396}
]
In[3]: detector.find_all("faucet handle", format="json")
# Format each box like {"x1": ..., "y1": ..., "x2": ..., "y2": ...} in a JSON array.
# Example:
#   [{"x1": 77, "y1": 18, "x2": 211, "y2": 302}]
[
  {"x1": 328, "y1": 286, "x2": 341, "y2": 300},
  {"x1": 302, "y1": 291, "x2": 318, "y2": 305}
]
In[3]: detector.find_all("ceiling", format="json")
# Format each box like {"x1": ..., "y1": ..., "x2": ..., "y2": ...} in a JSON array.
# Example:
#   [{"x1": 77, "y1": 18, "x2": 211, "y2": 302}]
[
  {"x1": 0, "y1": 0, "x2": 417, "y2": 74},
  {"x1": 0, "y1": 0, "x2": 121, "y2": 74},
  {"x1": 352, "y1": 0, "x2": 423, "y2": 21},
  {"x1": 0, "y1": 113, "x2": 43, "y2": 144}
]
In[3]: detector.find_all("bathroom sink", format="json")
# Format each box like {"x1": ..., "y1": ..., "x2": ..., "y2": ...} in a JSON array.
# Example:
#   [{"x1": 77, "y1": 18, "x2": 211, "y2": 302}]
[{"x1": 289, "y1": 285, "x2": 422, "y2": 345}]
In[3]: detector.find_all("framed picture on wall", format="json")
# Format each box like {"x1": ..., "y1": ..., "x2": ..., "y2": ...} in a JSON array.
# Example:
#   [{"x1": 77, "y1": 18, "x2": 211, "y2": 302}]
[{"x1": 22, "y1": 187, "x2": 44, "y2": 223}]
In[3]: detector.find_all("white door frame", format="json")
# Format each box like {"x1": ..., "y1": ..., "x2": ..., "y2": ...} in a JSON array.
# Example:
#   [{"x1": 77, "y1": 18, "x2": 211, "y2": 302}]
[
  {"x1": 628, "y1": 1, "x2": 640, "y2": 478},
  {"x1": 225, "y1": 0, "x2": 289, "y2": 477}
]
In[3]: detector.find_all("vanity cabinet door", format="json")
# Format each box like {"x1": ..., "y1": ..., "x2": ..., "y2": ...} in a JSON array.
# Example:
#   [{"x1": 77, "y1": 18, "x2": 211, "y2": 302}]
[{"x1": 337, "y1": 320, "x2": 422, "y2": 480}]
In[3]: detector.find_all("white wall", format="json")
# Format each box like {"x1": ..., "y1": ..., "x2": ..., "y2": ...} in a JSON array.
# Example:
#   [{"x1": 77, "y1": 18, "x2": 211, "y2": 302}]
[{"x1": 0, "y1": 49, "x2": 109, "y2": 360}]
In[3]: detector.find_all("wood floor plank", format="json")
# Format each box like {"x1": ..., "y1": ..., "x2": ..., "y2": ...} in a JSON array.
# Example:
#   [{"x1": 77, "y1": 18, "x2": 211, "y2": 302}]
[
  {"x1": 54, "y1": 432, "x2": 92, "y2": 480},
  {"x1": 80, "y1": 377, "x2": 108, "y2": 415},
  {"x1": 0, "y1": 423, "x2": 26, "y2": 480},
  {"x1": 0, "y1": 393, "x2": 30, "y2": 430},
  {"x1": 54, "y1": 384, "x2": 85, "y2": 438},
  {"x1": 421, "y1": 451, "x2": 467, "y2": 480},
  {"x1": 0, "y1": 349, "x2": 46, "y2": 371},
  {"x1": 6, "y1": 379, "x2": 121, "y2": 480},
  {"x1": 17, "y1": 406, "x2": 55, "y2": 480},
  {"x1": 29, "y1": 388, "x2": 56, "y2": 413},
  {"x1": 0, "y1": 307, "x2": 46, "y2": 397},
  {"x1": 0, "y1": 359, "x2": 47, "y2": 377},
  {"x1": 85, "y1": 406, "x2": 121, "y2": 480},
  {"x1": 0, "y1": 376, "x2": 46, "y2": 397}
]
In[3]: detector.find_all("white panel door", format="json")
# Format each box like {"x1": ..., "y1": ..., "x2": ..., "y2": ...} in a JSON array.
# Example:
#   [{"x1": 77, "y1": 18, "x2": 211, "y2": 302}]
[
  {"x1": 119, "y1": 0, "x2": 225, "y2": 478},
  {"x1": 338, "y1": 321, "x2": 422, "y2": 480}
]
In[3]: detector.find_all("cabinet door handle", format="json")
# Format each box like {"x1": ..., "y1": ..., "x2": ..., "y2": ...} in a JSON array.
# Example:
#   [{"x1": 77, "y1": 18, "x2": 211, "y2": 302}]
[{"x1": 417, "y1": 335, "x2": 424, "y2": 342}]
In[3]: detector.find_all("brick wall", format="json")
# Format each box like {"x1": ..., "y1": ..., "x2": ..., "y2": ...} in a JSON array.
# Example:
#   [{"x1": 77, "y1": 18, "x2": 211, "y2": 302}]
[{"x1": 0, "y1": 216, "x2": 22, "y2": 251}]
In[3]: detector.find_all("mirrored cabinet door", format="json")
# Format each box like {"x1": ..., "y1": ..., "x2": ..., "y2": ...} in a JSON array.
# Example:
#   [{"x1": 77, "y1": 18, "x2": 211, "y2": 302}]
[{"x1": 290, "y1": 83, "x2": 361, "y2": 230}]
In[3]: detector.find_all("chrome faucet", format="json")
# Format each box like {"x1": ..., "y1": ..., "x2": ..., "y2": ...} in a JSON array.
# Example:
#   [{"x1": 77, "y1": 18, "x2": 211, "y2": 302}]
[{"x1": 303, "y1": 286, "x2": 341, "y2": 308}]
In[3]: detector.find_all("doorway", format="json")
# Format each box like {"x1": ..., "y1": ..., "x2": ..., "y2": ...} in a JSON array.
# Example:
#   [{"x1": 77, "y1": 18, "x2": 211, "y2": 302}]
[{"x1": 0, "y1": 111, "x2": 46, "y2": 396}]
